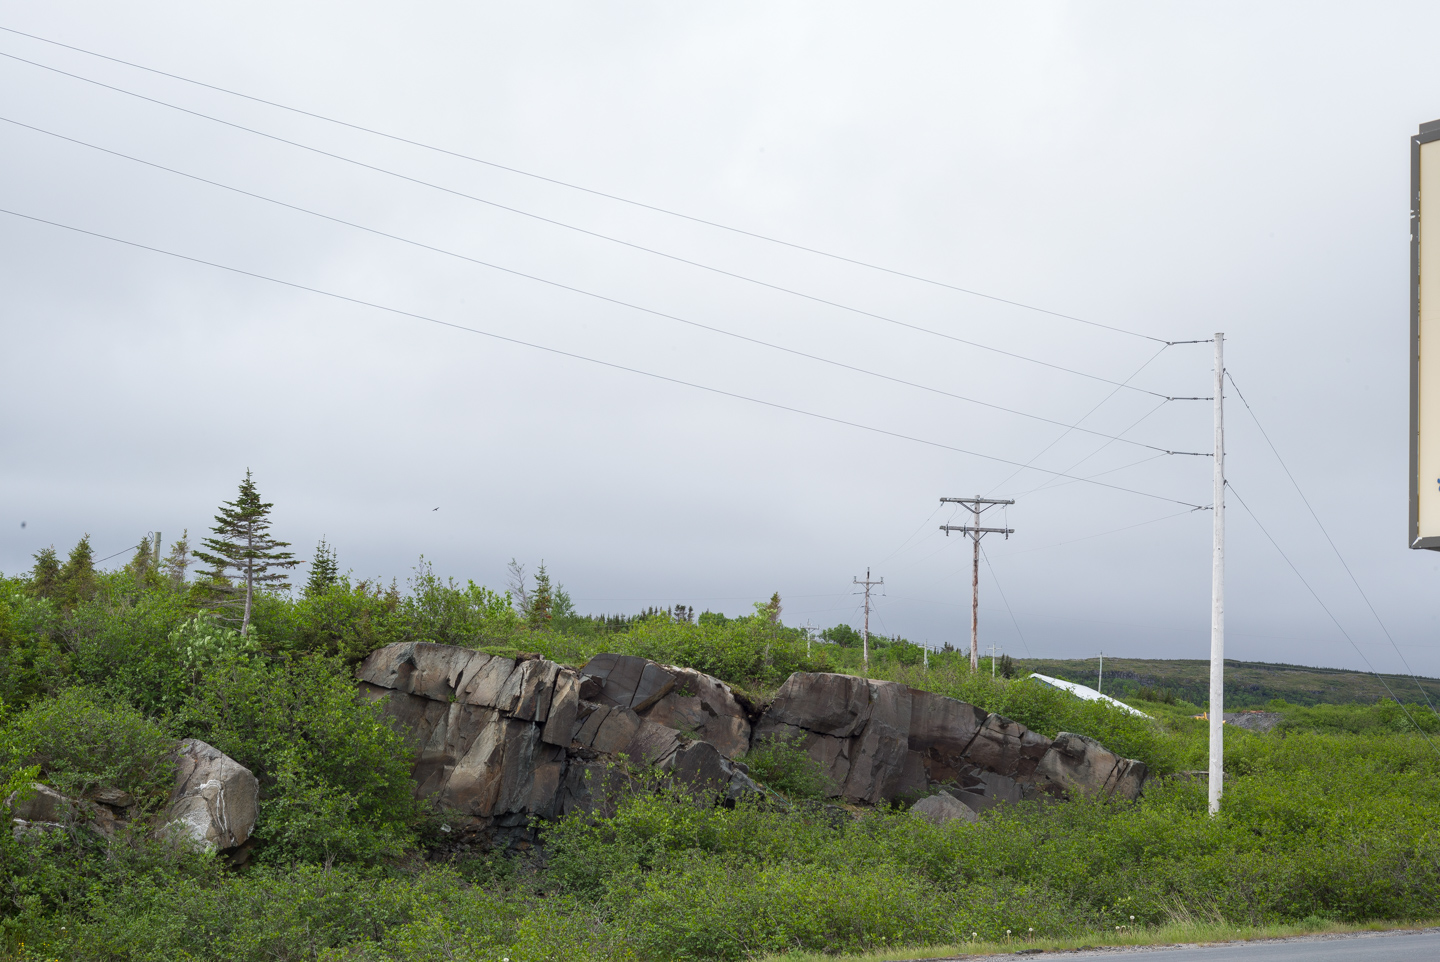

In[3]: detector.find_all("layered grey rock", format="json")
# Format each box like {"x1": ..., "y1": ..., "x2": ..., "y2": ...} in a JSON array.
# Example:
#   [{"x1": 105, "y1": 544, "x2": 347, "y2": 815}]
[
  {"x1": 580, "y1": 654, "x2": 753, "y2": 759},
  {"x1": 749, "y1": 671, "x2": 1148, "y2": 809},
  {"x1": 358, "y1": 643, "x2": 761, "y2": 844},
  {"x1": 358, "y1": 644, "x2": 1149, "y2": 840},
  {"x1": 164, "y1": 739, "x2": 260, "y2": 852},
  {"x1": 1032, "y1": 732, "x2": 1149, "y2": 799}
]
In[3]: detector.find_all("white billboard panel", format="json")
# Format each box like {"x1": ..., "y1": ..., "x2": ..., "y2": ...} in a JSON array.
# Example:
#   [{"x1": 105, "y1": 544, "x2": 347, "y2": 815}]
[{"x1": 1413, "y1": 122, "x2": 1440, "y2": 549}]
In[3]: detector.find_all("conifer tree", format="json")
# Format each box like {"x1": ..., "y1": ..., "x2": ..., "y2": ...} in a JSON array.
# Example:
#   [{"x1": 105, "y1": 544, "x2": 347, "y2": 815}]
[
  {"x1": 162, "y1": 529, "x2": 193, "y2": 588},
  {"x1": 128, "y1": 535, "x2": 155, "y2": 582},
  {"x1": 194, "y1": 470, "x2": 299, "y2": 636},
  {"x1": 305, "y1": 538, "x2": 339, "y2": 597},
  {"x1": 528, "y1": 562, "x2": 554, "y2": 628},
  {"x1": 58, "y1": 535, "x2": 97, "y2": 609},
  {"x1": 30, "y1": 546, "x2": 61, "y2": 600}
]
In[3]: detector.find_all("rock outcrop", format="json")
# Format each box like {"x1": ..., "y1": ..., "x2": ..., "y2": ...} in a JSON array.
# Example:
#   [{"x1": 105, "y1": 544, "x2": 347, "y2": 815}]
[
  {"x1": 358, "y1": 643, "x2": 761, "y2": 843},
  {"x1": 358, "y1": 645, "x2": 1150, "y2": 842},
  {"x1": 580, "y1": 653, "x2": 753, "y2": 759},
  {"x1": 165, "y1": 739, "x2": 260, "y2": 852},
  {"x1": 753, "y1": 671, "x2": 1148, "y2": 811}
]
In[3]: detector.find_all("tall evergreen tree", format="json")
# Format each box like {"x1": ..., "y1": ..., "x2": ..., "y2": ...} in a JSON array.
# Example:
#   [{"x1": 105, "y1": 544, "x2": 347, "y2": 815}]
[
  {"x1": 305, "y1": 538, "x2": 339, "y2": 598},
  {"x1": 30, "y1": 546, "x2": 61, "y2": 600},
  {"x1": 162, "y1": 529, "x2": 193, "y2": 588},
  {"x1": 194, "y1": 470, "x2": 299, "y2": 636},
  {"x1": 128, "y1": 535, "x2": 155, "y2": 582},
  {"x1": 58, "y1": 535, "x2": 97, "y2": 610},
  {"x1": 528, "y1": 562, "x2": 554, "y2": 628}
]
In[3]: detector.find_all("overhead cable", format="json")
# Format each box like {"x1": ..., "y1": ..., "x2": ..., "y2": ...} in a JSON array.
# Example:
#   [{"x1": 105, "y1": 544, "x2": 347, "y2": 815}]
[
  {"x1": 0, "y1": 115, "x2": 1207, "y2": 455},
  {"x1": 0, "y1": 205, "x2": 1208, "y2": 510},
  {"x1": 1226, "y1": 481, "x2": 1440, "y2": 754},
  {"x1": 0, "y1": 23, "x2": 1191, "y2": 346},
  {"x1": 1226, "y1": 370, "x2": 1439, "y2": 717},
  {"x1": 0, "y1": 50, "x2": 1195, "y2": 398},
  {"x1": 986, "y1": 349, "x2": 1172, "y2": 497},
  {"x1": 980, "y1": 542, "x2": 1032, "y2": 658}
]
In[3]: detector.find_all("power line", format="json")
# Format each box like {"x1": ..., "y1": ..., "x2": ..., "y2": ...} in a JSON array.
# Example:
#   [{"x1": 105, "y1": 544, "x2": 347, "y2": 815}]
[
  {"x1": 0, "y1": 114, "x2": 1207, "y2": 454},
  {"x1": 1012, "y1": 507, "x2": 1204, "y2": 552},
  {"x1": 0, "y1": 23, "x2": 1191, "y2": 347},
  {"x1": 980, "y1": 542, "x2": 1031, "y2": 658},
  {"x1": 0, "y1": 50, "x2": 1198, "y2": 399},
  {"x1": 1226, "y1": 370, "x2": 1439, "y2": 719},
  {"x1": 1017, "y1": 398, "x2": 1185, "y2": 499},
  {"x1": 0, "y1": 206, "x2": 1208, "y2": 509},
  {"x1": 1226, "y1": 481, "x2": 1440, "y2": 755},
  {"x1": 986, "y1": 348, "x2": 1180, "y2": 497}
]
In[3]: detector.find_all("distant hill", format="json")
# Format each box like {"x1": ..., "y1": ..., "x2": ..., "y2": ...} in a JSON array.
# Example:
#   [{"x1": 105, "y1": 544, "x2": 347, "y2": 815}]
[{"x1": 1017, "y1": 657, "x2": 1440, "y2": 709}]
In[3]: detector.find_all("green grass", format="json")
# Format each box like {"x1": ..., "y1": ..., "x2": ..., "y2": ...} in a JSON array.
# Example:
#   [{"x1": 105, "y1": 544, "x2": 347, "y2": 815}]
[{"x1": 1020, "y1": 656, "x2": 1440, "y2": 709}]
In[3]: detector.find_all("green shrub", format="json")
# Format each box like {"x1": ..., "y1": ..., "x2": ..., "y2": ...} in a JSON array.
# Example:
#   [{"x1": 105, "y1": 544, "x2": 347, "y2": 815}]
[
  {"x1": 1, "y1": 686, "x2": 175, "y2": 803},
  {"x1": 742, "y1": 735, "x2": 834, "y2": 799},
  {"x1": 174, "y1": 654, "x2": 420, "y2": 865}
]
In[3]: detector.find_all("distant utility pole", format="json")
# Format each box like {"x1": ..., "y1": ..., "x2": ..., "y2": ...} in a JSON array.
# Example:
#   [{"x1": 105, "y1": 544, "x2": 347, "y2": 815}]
[
  {"x1": 1209, "y1": 333, "x2": 1226, "y2": 816},
  {"x1": 940, "y1": 496, "x2": 1015, "y2": 672},
  {"x1": 1098, "y1": 650, "x2": 1104, "y2": 694},
  {"x1": 853, "y1": 567, "x2": 883, "y2": 671},
  {"x1": 987, "y1": 641, "x2": 1004, "y2": 680}
]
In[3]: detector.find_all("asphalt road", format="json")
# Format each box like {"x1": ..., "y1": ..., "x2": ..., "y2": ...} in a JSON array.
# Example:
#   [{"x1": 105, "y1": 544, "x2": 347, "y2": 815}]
[{"x1": 979, "y1": 929, "x2": 1440, "y2": 961}]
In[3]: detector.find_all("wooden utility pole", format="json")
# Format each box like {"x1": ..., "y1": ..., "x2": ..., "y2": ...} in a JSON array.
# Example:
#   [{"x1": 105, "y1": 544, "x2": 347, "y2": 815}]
[
  {"x1": 940, "y1": 496, "x2": 1014, "y2": 672},
  {"x1": 853, "y1": 568, "x2": 883, "y2": 672},
  {"x1": 1209, "y1": 333, "x2": 1226, "y2": 816}
]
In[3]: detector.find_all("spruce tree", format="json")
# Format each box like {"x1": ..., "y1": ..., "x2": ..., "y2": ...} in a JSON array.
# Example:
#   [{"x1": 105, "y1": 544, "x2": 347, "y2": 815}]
[
  {"x1": 128, "y1": 535, "x2": 154, "y2": 582},
  {"x1": 305, "y1": 538, "x2": 339, "y2": 597},
  {"x1": 162, "y1": 529, "x2": 193, "y2": 588},
  {"x1": 528, "y1": 562, "x2": 554, "y2": 628},
  {"x1": 58, "y1": 535, "x2": 97, "y2": 609},
  {"x1": 194, "y1": 470, "x2": 299, "y2": 636},
  {"x1": 30, "y1": 546, "x2": 61, "y2": 600}
]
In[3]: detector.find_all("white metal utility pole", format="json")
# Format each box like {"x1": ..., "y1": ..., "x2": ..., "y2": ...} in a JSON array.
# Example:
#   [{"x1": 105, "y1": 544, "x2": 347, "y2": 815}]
[
  {"x1": 1098, "y1": 650, "x2": 1104, "y2": 694},
  {"x1": 1209, "y1": 332, "x2": 1226, "y2": 816},
  {"x1": 940, "y1": 496, "x2": 1014, "y2": 672},
  {"x1": 853, "y1": 568, "x2": 883, "y2": 672}
]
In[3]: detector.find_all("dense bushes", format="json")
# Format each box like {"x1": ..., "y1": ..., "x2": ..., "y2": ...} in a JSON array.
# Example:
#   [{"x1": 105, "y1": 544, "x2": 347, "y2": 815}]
[
  {"x1": 2, "y1": 687, "x2": 176, "y2": 804},
  {"x1": 4, "y1": 539, "x2": 1440, "y2": 961},
  {"x1": 172, "y1": 654, "x2": 422, "y2": 866}
]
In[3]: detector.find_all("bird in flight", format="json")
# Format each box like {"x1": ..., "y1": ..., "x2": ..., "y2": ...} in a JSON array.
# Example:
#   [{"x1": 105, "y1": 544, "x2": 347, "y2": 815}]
[{"x1": 433, "y1": 507, "x2": 439, "y2": 512}]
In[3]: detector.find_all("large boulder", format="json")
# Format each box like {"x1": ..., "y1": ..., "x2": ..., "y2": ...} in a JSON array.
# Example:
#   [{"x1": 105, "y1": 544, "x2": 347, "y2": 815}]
[
  {"x1": 911, "y1": 791, "x2": 979, "y2": 826},
  {"x1": 1033, "y1": 732, "x2": 1148, "y2": 799},
  {"x1": 7, "y1": 782, "x2": 73, "y2": 823},
  {"x1": 165, "y1": 739, "x2": 259, "y2": 851}
]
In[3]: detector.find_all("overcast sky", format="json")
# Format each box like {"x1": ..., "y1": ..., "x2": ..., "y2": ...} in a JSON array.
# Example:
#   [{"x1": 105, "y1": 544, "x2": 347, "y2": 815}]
[{"x1": 3, "y1": 3, "x2": 1439, "y2": 681}]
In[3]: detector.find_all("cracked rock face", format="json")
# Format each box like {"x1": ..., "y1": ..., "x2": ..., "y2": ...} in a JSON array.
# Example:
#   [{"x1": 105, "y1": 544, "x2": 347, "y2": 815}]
[
  {"x1": 164, "y1": 739, "x2": 259, "y2": 852},
  {"x1": 357, "y1": 644, "x2": 1149, "y2": 841},
  {"x1": 580, "y1": 654, "x2": 753, "y2": 759},
  {"x1": 749, "y1": 671, "x2": 1148, "y2": 809},
  {"x1": 357, "y1": 644, "x2": 762, "y2": 843}
]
